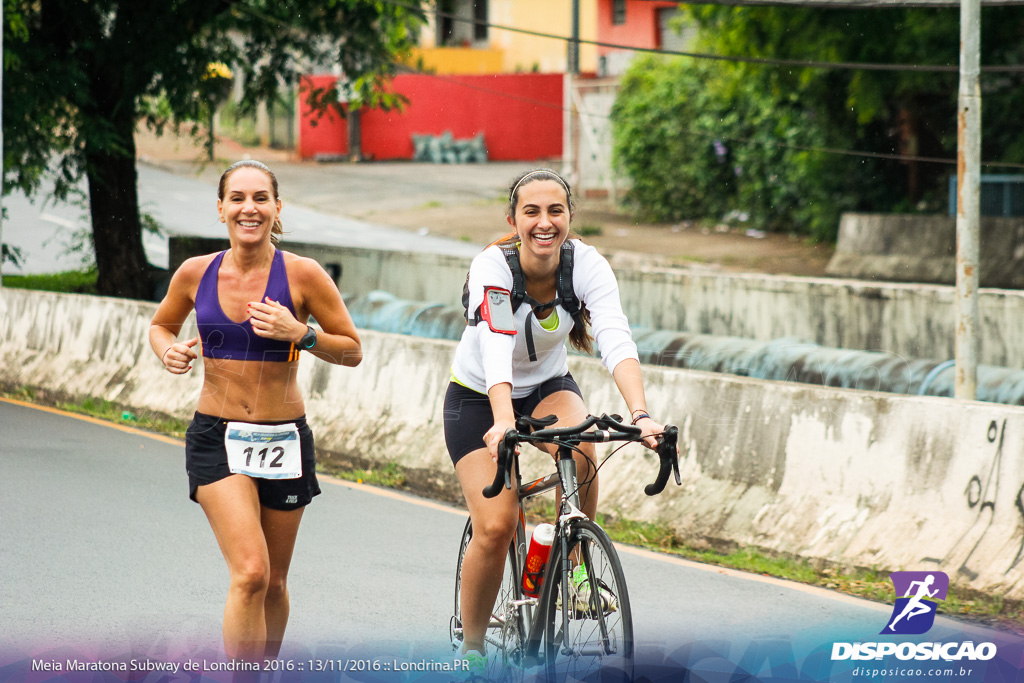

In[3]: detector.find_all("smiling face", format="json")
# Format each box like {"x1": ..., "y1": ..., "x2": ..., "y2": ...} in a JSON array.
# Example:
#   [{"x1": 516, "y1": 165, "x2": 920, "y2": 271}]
[
  {"x1": 507, "y1": 179, "x2": 571, "y2": 260},
  {"x1": 217, "y1": 166, "x2": 282, "y2": 246}
]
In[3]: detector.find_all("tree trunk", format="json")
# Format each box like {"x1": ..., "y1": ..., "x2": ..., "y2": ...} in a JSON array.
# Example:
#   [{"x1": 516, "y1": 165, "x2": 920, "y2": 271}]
[
  {"x1": 86, "y1": 126, "x2": 152, "y2": 300},
  {"x1": 347, "y1": 107, "x2": 362, "y2": 162},
  {"x1": 898, "y1": 108, "x2": 921, "y2": 205}
]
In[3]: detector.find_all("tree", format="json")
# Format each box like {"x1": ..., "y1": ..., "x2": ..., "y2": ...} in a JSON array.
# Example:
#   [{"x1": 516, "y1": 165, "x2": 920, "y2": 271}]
[
  {"x1": 611, "y1": 5, "x2": 1024, "y2": 241},
  {"x1": 3, "y1": 0, "x2": 426, "y2": 298}
]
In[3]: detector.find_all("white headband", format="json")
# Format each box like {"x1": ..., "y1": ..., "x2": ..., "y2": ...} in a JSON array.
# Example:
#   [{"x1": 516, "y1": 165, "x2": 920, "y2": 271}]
[{"x1": 509, "y1": 170, "x2": 570, "y2": 203}]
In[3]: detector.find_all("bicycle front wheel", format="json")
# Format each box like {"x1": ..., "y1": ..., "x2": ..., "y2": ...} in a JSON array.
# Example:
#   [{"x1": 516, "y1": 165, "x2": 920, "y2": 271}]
[
  {"x1": 452, "y1": 517, "x2": 530, "y2": 680},
  {"x1": 540, "y1": 519, "x2": 633, "y2": 683}
]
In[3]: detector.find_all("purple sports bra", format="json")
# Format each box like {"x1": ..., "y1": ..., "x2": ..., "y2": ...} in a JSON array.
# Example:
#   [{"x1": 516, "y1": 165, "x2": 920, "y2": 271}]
[{"x1": 195, "y1": 249, "x2": 299, "y2": 362}]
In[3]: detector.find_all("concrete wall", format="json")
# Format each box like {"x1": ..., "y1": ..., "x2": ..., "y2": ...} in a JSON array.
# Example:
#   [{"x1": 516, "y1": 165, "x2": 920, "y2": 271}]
[
  {"x1": 170, "y1": 237, "x2": 1024, "y2": 370},
  {"x1": 827, "y1": 213, "x2": 1024, "y2": 289},
  {"x1": 168, "y1": 237, "x2": 473, "y2": 307},
  {"x1": 3, "y1": 286, "x2": 1024, "y2": 600}
]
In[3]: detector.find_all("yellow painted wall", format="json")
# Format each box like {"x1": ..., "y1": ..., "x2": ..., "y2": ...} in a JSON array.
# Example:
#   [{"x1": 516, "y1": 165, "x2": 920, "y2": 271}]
[
  {"x1": 416, "y1": 0, "x2": 597, "y2": 75},
  {"x1": 409, "y1": 47, "x2": 505, "y2": 74}
]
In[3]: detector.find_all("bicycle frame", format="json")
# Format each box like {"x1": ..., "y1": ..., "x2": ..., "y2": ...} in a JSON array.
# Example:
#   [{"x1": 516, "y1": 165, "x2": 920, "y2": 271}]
[
  {"x1": 472, "y1": 413, "x2": 680, "y2": 673},
  {"x1": 507, "y1": 441, "x2": 606, "y2": 666}
]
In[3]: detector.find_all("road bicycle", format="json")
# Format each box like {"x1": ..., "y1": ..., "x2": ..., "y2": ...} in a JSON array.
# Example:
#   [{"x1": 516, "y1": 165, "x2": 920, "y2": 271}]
[{"x1": 450, "y1": 413, "x2": 680, "y2": 681}]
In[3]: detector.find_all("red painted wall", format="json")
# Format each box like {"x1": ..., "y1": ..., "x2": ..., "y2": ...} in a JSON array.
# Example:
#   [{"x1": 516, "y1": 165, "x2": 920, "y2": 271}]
[
  {"x1": 298, "y1": 73, "x2": 563, "y2": 162},
  {"x1": 298, "y1": 80, "x2": 350, "y2": 159},
  {"x1": 596, "y1": 0, "x2": 677, "y2": 55}
]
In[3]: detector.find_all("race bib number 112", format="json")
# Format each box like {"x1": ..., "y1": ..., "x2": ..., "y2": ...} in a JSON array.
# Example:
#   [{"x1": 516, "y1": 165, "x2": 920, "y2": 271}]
[{"x1": 224, "y1": 422, "x2": 302, "y2": 480}]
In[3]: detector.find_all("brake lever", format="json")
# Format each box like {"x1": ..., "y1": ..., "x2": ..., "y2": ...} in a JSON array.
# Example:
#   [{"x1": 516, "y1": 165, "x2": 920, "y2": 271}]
[
  {"x1": 482, "y1": 428, "x2": 519, "y2": 499},
  {"x1": 644, "y1": 425, "x2": 679, "y2": 496}
]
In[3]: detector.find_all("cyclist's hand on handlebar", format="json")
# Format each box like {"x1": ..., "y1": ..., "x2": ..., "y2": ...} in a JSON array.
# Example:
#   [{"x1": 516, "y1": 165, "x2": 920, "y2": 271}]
[
  {"x1": 634, "y1": 416, "x2": 666, "y2": 450},
  {"x1": 484, "y1": 418, "x2": 518, "y2": 463}
]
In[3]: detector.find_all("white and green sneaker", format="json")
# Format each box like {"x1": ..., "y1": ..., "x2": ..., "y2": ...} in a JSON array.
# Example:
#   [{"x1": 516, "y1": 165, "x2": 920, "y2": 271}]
[
  {"x1": 456, "y1": 650, "x2": 488, "y2": 681},
  {"x1": 568, "y1": 564, "x2": 618, "y2": 616}
]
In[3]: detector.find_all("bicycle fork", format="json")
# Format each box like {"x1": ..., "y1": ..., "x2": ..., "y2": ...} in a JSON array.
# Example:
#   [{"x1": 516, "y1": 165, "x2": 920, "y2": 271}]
[{"x1": 552, "y1": 449, "x2": 619, "y2": 658}]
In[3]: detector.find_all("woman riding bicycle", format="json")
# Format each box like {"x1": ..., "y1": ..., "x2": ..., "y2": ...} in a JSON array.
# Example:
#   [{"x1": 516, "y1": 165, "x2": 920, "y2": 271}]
[{"x1": 443, "y1": 168, "x2": 666, "y2": 672}]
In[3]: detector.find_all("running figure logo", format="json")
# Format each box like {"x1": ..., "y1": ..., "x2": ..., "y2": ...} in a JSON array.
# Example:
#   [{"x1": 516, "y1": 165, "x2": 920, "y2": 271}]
[{"x1": 882, "y1": 571, "x2": 949, "y2": 635}]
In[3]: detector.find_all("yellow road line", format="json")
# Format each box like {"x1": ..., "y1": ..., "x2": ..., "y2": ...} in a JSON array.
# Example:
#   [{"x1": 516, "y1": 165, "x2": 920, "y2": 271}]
[
  {"x1": 0, "y1": 397, "x2": 185, "y2": 447},
  {"x1": 613, "y1": 542, "x2": 890, "y2": 613},
  {"x1": 322, "y1": 476, "x2": 468, "y2": 518}
]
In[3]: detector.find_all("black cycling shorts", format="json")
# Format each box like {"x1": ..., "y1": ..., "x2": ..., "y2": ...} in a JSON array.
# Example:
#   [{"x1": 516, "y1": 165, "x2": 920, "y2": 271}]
[
  {"x1": 184, "y1": 411, "x2": 321, "y2": 511},
  {"x1": 443, "y1": 373, "x2": 584, "y2": 466}
]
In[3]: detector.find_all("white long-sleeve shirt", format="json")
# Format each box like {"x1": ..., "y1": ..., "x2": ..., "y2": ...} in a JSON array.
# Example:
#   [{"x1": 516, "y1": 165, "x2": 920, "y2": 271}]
[{"x1": 451, "y1": 240, "x2": 639, "y2": 398}]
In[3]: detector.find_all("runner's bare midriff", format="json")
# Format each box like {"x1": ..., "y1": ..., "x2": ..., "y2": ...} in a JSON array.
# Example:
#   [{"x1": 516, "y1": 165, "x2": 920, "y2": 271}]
[{"x1": 196, "y1": 358, "x2": 305, "y2": 422}]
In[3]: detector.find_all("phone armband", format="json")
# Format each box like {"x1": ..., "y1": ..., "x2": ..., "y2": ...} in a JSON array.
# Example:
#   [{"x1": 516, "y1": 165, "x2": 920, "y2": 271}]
[{"x1": 480, "y1": 287, "x2": 517, "y2": 335}]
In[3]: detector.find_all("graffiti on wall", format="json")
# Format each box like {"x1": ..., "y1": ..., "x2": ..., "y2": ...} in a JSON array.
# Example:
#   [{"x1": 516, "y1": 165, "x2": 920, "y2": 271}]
[{"x1": 926, "y1": 419, "x2": 1023, "y2": 579}]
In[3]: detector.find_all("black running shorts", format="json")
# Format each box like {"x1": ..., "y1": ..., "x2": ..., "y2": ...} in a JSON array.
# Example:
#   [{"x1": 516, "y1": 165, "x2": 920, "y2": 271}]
[
  {"x1": 184, "y1": 411, "x2": 321, "y2": 511},
  {"x1": 443, "y1": 373, "x2": 584, "y2": 466}
]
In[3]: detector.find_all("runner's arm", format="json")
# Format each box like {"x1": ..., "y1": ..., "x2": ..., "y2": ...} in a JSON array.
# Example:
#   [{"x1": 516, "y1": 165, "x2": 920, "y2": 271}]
[
  {"x1": 149, "y1": 258, "x2": 204, "y2": 373},
  {"x1": 287, "y1": 256, "x2": 362, "y2": 367}
]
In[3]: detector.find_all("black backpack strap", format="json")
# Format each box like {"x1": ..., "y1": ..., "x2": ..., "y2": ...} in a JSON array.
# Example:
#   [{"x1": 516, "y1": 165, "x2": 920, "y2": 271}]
[
  {"x1": 501, "y1": 245, "x2": 527, "y2": 312},
  {"x1": 463, "y1": 244, "x2": 527, "y2": 322},
  {"x1": 556, "y1": 241, "x2": 581, "y2": 317},
  {"x1": 521, "y1": 295, "x2": 555, "y2": 363},
  {"x1": 462, "y1": 272, "x2": 474, "y2": 321}
]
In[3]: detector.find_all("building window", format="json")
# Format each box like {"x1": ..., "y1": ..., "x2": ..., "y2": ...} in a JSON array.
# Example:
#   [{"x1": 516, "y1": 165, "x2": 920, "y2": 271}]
[
  {"x1": 657, "y1": 7, "x2": 696, "y2": 52},
  {"x1": 473, "y1": 0, "x2": 488, "y2": 42},
  {"x1": 437, "y1": 0, "x2": 488, "y2": 46},
  {"x1": 612, "y1": 0, "x2": 626, "y2": 25},
  {"x1": 437, "y1": 0, "x2": 454, "y2": 45}
]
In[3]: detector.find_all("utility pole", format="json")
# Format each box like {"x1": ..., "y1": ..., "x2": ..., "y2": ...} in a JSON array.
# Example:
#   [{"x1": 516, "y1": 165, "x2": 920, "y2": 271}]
[
  {"x1": 1, "y1": 0, "x2": 5, "y2": 288},
  {"x1": 562, "y1": 0, "x2": 580, "y2": 182},
  {"x1": 955, "y1": 0, "x2": 981, "y2": 400}
]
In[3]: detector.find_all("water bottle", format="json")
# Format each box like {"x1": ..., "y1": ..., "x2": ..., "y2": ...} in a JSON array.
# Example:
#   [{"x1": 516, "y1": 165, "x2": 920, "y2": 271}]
[{"x1": 522, "y1": 523, "x2": 555, "y2": 597}]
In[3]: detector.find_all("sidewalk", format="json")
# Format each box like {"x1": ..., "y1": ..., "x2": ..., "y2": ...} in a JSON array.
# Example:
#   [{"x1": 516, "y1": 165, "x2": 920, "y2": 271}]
[{"x1": 135, "y1": 128, "x2": 834, "y2": 277}]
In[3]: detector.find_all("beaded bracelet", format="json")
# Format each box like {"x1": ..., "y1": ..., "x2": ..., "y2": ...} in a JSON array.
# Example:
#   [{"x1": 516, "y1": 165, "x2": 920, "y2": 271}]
[{"x1": 631, "y1": 412, "x2": 651, "y2": 425}]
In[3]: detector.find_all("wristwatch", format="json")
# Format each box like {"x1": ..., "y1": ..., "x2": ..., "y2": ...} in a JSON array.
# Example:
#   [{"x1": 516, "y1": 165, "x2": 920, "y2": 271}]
[{"x1": 298, "y1": 325, "x2": 317, "y2": 350}]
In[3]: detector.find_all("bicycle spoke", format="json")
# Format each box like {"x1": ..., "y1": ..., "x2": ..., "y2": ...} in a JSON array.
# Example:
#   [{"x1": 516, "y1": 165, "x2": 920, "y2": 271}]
[{"x1": 542, "y1": 520, "x2": 633, "y2": 683}]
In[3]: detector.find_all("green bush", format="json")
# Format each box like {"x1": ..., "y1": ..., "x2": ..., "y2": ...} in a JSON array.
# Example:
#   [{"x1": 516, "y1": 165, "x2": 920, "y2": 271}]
[
  {"x1": 611, "y1": 55, "x2": 858, "y2": 242},
  {"x1": 611, "y1": 5, "x2": 1024, "y2": 244}
]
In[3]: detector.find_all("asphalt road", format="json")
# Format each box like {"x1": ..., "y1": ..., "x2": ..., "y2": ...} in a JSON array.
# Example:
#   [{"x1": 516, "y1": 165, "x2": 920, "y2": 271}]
[{"x1": 2, "y1": 398, "x2": 1015, "y2": 681}]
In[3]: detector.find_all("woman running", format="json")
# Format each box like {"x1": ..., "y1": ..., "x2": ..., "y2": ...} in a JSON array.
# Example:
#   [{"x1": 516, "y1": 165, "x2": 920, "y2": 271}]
[{"x1": 149, "y1": 159, "x2": 361, "y2": 663}]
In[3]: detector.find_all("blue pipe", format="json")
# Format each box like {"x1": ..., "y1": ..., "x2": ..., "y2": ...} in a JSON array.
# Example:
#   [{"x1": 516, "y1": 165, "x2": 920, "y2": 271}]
[{"x1": 346, "y1": 291, "x2": 1024, "y2": 406}]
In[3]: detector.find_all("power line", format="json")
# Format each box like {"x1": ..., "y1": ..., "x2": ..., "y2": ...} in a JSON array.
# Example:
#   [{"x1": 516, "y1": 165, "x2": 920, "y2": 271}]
[
  {"x1": 394, "y1": 64, "x2": 1024, "y2": 170},
  {"x1": 385, "y1": 0, "x2": 1024, "y2": 73}
]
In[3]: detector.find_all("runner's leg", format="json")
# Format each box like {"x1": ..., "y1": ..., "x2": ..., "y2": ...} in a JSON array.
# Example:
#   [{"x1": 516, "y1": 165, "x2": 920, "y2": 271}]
[
  {"x1": 261, "y1": 506, "x2": 305, "y2": 659},
  {"x1": 196, "y1": 474, "x2": 269, "y2": 662}
]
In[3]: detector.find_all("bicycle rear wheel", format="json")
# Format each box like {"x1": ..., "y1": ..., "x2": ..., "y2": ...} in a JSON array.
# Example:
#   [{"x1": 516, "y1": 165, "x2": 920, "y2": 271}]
[
  {"x1": 452, "y1": 517, "x2": 530, "y2": 680},
  {"x1": 539, "y1": 519, "x2": 633, "y2": 683}
]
